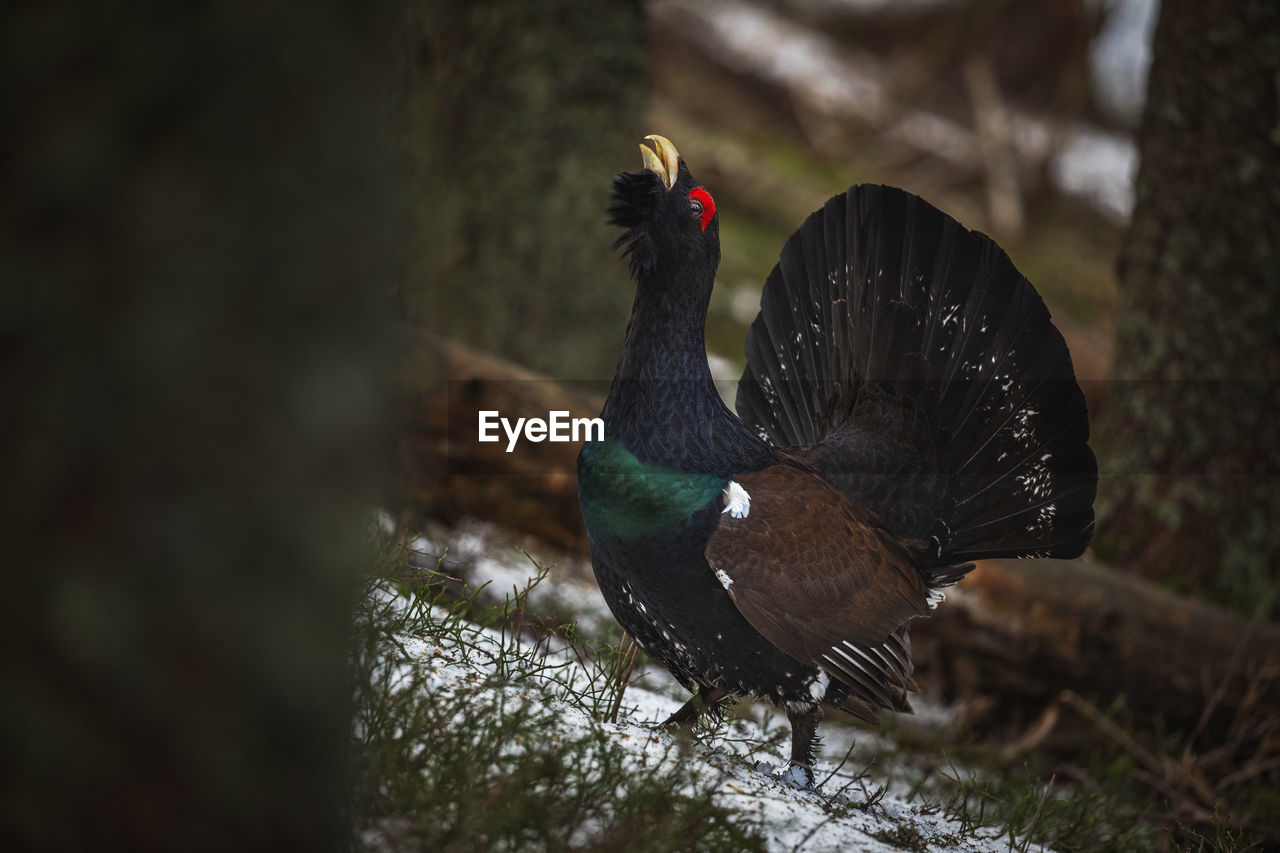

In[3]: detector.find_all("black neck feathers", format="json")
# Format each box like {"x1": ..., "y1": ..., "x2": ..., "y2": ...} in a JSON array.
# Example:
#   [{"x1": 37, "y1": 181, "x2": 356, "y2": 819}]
[{"x1": 603, "y1": 202, "x2": 772, "y2": 475}]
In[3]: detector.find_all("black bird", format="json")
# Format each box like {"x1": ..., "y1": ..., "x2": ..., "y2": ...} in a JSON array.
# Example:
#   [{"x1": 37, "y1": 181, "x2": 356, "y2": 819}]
[{"x1": 577, "y1": 135, "x2": 1097, "y2": 781}]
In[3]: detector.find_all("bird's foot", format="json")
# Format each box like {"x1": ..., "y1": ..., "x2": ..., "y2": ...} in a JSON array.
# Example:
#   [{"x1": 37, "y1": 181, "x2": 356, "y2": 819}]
[
  {"x1": 781, "y1": 762, "x2": 816, "y2": 789},
  {"x1": 753, "y1": 760, "x2": 818, "y2": 790},
  {"x1": 655, "y1": 686, "x2": 728, "y2": 732},
  {"x1": 656, "y1": 700, "x2": 697, "y2": 732}
]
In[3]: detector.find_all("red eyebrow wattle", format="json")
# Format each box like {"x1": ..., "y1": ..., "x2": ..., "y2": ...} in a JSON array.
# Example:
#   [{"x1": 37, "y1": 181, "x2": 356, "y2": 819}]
[{"x1": 689, "y1": 187, "x2": 715, "y2": 231}]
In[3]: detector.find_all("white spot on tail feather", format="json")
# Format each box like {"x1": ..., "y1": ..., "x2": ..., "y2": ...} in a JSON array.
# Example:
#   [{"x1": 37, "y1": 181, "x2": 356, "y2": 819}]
[
  {"x1": 927, "y1": 588, "x2": 946, "y2": 610},
  {"x1": 722, "y1": 481, "x2": 751, "y2": 519}
]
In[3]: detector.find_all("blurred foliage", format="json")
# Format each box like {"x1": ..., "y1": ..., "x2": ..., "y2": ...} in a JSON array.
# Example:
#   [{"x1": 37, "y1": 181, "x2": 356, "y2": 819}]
[
  {"x1": 1, "y1": 2, "x2": 400, "y2": 849},
  {"x1": 400, "y1": 0, "x2": 648, "y2": 380}
]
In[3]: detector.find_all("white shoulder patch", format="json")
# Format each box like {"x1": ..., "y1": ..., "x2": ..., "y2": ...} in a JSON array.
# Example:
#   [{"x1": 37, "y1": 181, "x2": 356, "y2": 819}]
[
  {"x1": 721, "y1": 480, "x2": 751, "y2": 519},
  {"x1": 714, "y1": 567, "x2": 734, "y2": 590}
]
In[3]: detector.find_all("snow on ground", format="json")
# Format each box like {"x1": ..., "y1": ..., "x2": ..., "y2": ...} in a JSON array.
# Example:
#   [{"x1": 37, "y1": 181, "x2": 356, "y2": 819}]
[
  {"x1": 388, "y1": 520, "x2": 1048, "y2": 852},
  {"x1": 410, "y1": 521, "x2": 620, "y2": 640}
]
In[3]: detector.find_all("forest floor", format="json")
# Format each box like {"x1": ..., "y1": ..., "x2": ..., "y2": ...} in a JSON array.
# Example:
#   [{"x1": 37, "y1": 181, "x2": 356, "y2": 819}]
[
  {"x1": 355, "y1": 518, "x2": 1056, "y2": 852},
  {"x1": 351, "y1": 519, "x2": 1260, "y2": 852}
]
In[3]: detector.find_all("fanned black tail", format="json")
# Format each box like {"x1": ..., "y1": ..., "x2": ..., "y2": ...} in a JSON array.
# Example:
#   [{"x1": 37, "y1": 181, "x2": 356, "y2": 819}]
[{"x1": 736, "y1": 185, "x2": 1097, "y2": 572}]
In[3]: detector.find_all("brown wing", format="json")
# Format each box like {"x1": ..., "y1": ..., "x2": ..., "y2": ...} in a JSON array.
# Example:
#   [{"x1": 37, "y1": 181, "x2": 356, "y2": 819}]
[{"x1": 706, "y1": 461, "x2": 931, "y2": 713}]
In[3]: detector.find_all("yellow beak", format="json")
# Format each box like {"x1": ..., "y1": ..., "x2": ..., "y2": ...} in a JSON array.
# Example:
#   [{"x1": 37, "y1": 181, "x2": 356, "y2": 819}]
[{"x1": 640, "y1": 134, "x2": 680, "y2": 192}]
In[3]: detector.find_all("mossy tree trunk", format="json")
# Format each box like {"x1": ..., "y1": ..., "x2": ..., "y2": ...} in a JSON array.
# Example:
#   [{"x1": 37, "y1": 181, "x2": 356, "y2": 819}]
[
  {"x1": 1095, "y1": 1, "x2": 1280, "y2": 617},
  {"x1": 400, "y1": 0, "x2": 648, "y2": 380}
]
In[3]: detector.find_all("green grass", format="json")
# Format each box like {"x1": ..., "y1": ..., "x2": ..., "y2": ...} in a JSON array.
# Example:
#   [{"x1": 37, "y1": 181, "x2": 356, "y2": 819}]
[{"x1": 349, "y1": 542, "x2": 767, "y2": 852}]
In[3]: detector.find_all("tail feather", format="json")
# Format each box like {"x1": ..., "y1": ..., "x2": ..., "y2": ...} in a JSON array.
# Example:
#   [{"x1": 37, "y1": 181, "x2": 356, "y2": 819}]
[
  {"x1": 750, "y1": 278, "x2": 815, "y2": 443},
  {"x1": 736, "y1": 185, "x2": 1097, "y2": 570}
]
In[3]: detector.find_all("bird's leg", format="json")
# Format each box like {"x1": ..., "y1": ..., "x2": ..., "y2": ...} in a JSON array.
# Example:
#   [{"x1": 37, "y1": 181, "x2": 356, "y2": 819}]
[
  {"x1": 786, "y1": 705, "x2": 822, "y2": 787},
  {"x1": 658, "y1": 685, "x2": 728, "y2": 730}
]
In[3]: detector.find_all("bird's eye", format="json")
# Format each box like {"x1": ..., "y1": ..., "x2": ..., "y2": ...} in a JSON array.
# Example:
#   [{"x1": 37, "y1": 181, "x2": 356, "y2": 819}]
[{"x1": 688, "y1": 187, "x2": 716, "y2": 231}]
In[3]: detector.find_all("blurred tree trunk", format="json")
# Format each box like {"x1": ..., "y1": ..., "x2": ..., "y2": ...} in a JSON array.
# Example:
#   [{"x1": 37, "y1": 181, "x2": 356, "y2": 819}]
[
  {"x1": 1, "y1": 3, "x2": 399, "y2": 849},
  {"x1": 1095, "y1": 1, "x2": 1280, "y2": 616},
  {"x1": 400, "y1": 0, "x2": 647, "y2": 380}
]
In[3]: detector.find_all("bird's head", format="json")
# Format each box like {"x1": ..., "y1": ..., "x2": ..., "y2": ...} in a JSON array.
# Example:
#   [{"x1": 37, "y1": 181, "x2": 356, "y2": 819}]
[{"x1": 608, "y1": 135, "x2": 719, "y2": 283}]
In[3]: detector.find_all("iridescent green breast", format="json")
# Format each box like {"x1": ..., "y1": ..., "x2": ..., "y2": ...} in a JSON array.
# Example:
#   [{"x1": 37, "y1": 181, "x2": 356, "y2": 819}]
[{"x1": 577, "y1": 438, "x2": 728, "y2": 541}]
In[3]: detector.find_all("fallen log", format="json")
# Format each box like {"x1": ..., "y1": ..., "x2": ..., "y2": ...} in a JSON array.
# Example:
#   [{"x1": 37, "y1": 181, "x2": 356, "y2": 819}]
[
  {"x1": 909, "y1": 558, "x2": 1280, "y2": 738},
  {"x1": 390, "y1": 328, "x2": 603, "y2": 553},
  {"x1": 393, "y1": 330, "x2": 1280, "y2": 735}
]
